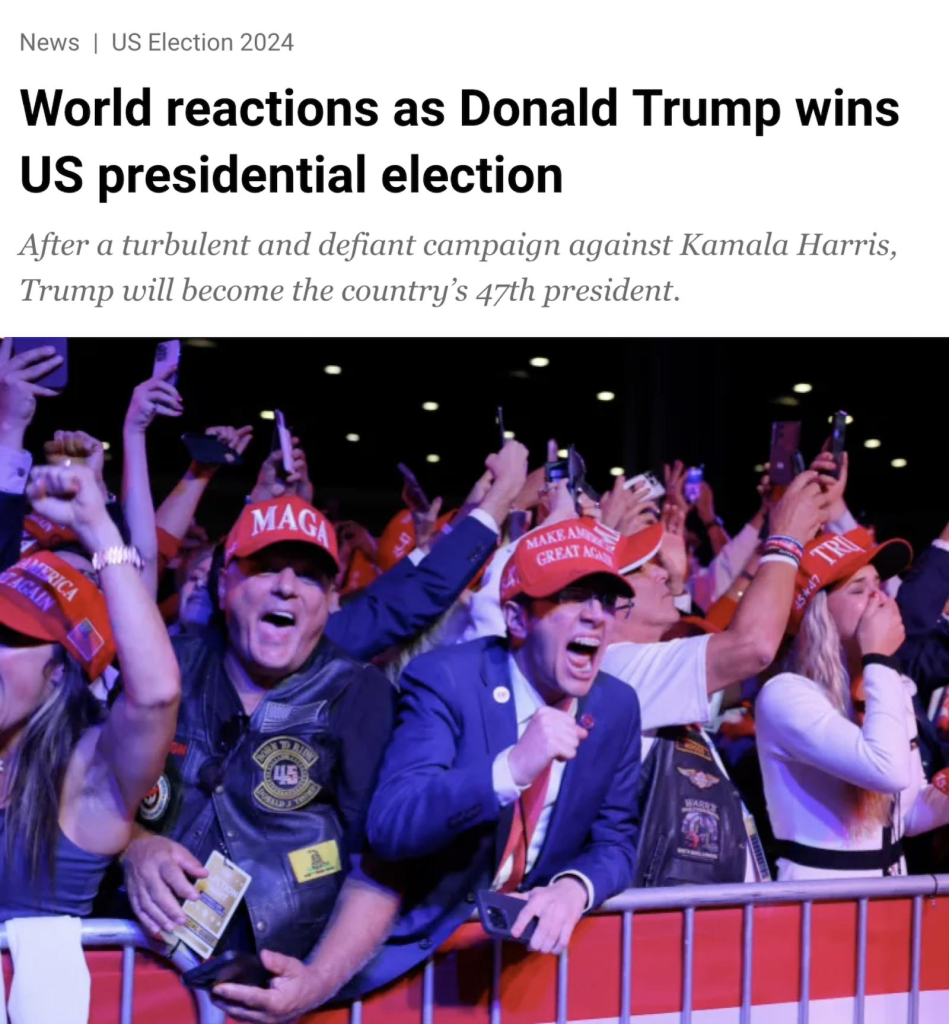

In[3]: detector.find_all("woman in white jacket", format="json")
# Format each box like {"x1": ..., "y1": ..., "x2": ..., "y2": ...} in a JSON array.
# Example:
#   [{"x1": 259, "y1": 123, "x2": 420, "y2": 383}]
[{"x1": 756, "y1": 527, "x2": 949, "y2": 880}]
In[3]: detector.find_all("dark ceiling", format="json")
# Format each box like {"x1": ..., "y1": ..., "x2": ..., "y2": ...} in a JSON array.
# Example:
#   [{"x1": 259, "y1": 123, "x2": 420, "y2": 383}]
[{"x1": 23, "y1": 339, "x2": 947, "y2": 550}]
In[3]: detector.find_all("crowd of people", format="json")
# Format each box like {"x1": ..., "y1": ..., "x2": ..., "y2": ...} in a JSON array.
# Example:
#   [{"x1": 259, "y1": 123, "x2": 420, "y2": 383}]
[{"x1": 1, "y1": 340, "x2": 948, "y2": 1024}]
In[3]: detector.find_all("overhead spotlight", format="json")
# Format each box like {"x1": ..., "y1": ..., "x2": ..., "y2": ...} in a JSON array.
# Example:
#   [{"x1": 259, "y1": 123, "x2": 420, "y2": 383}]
[
  {"x1": 609, "y1": 467, "x2": 624, "y2": 477},
  {"x1": 864, "y1": 438, "x2": 882, "y2": 449},
  {"x1": 422, "y1": 401, "x2": 439, "y2": 411},
  {"x1": 754, "y1": 463, "x2": 765, "y2": 473},
  {"x1": 426, "y1": 454, "x2": 440, "y2": 464},
  {"x1": 597, "y1": 391, "x2": 616, "y2": 402},
  {"x1": 890, "y1": 458, "x2": 908, "y2": 468},
  {"x1": 260, "y1": 410, "x2": 275, "y2": 421},
  {"x1": 557, "y1": 448, "x2": 569, "y2": 459},
  {"x1": 324, "y1": 365, "x2": 342, "y2": 375},
  {"x1": 102, "y1": 442, "x2": 111, "y2": 452},
  {"x1": 345, "y1": 433, "x2": 360, "y2": 443},
  {"x1": 503, "y1": 430, "x2": 515, "y2": 439},
  {"x1": 529, "y1": 357, "x2": 550, "y2": 367},
  {"x1": 792, "y1": 383, "x2": 813, "y2": 394},
  {"x1": 184, "y1": 339, "x2": 217, "y2": 349},
  {"x1": 827, "y1": 415, "x2": 855, "y2": 425},
  {"x1": 773, "y1": 396, "x2": 800, "y2": 407}
]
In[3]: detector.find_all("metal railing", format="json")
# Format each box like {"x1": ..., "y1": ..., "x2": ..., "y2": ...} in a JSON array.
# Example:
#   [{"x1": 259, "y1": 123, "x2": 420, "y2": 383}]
[{"x1": 2, "y1": 874, "x2": 947, "y2": 1024}]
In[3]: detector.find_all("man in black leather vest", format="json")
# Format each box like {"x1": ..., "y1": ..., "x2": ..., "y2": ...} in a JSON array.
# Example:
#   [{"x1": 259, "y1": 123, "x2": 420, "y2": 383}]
[{"x1": 120, "y1": 495, "x2": 399, "y2": 1021}]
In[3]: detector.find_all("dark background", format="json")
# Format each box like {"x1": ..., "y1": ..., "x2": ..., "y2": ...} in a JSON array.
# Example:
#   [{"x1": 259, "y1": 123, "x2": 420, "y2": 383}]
[{"x1": 24, "y1": 339, "x2": 946, "y2": 550}]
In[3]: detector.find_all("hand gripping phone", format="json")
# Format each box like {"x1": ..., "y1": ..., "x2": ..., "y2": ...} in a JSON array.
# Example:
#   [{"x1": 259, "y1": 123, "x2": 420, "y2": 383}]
[
  {"x1": 183, "y1": 950, "x2": 273, "y2": 990},
  {"x1": 476, "y1": 890, "x2": 539, "y2": 945}
]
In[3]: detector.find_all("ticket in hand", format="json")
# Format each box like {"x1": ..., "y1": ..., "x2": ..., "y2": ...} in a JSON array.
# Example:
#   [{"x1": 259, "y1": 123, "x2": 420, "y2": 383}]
[{"x1": 169, "y1": 850, "x2": 252, "y2": 960}]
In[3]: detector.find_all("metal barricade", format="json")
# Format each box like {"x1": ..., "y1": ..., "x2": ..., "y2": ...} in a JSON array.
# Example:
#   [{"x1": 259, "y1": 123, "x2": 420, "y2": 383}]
[
  {"x1": 2, "y1": 874, "x2": 948, "y2": 1023},
  {"x1": 465, "y1": 873, "x2": 949, "y2": 1024},
  {"x1": 0, "y1": 919, "x2": 224, "y2": 1024}
]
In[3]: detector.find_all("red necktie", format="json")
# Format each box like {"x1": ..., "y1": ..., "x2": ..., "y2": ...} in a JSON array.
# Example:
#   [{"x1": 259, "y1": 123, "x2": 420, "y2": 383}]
[{"x1": 498, "y1": 697, "x2": 575, "y2": 894}]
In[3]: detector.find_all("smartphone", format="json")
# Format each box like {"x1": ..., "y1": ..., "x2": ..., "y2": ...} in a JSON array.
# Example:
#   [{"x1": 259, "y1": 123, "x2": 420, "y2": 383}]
[
  {"x1": 397, "y1": 462, "x2": 430, "y2": 513},
  {"x1": 769, "y1": 422, "x2": 802, "y2": 487},
  {"x1": 183, "y1": 951, "x2": 273, "y2": 991},
  {"x1": 274, "y1": 410, "x2": 294, "y2": 476},
  {"x1": 830, "y1": 411, "x2": 848, "y2": 479},
  {"x1": 544, "y1": 456, "x2": 569, "y2": 484},
  {"x1": 13, "y1": 338, "x2": 68, "y2": 390},
  {"x1": 476, "y1": 890, "x2": 539, "y2": 945},
  {"x1": 683, "y1": 465, "x2": 704, "y2": 504},
  {"x1": 182, "y1": 432, "x2": 243, "y2": 466},
  {"x1": 792, "y1": 450, "x2": 806, "y2": 477},
  {"x1": 497, "y1": 406, "x2": 506, "y2": 448},
  {"x1": 624, "y1": 472, "x2": 666, "y2": 503},
  {"x1": 153, "y1": 339, "x2": 181, "y2": 385}
]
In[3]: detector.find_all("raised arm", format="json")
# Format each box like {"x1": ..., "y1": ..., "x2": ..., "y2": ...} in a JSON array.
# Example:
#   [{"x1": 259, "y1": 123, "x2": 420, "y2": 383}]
[
  {"x1": 28, "y1": 463, "x2": 181, "y2": 821},
  {"x1": 122, "y1": 367, "x2": 183, "y2": 595}
]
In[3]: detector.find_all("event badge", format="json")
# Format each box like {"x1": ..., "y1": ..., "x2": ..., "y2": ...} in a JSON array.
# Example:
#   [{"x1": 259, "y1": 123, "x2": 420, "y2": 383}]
[
  {"x1": 743, "y1": 810, "x2": 772, "y2": 883},
  {"x1": 167, "y1": 850, "x2": 253, "y2": 959}
]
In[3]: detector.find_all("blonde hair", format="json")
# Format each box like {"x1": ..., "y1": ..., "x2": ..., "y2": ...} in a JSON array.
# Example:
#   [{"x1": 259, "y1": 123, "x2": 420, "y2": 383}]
[{"x1": 787, "y1": 590, "x2": 894, "y2": 833}]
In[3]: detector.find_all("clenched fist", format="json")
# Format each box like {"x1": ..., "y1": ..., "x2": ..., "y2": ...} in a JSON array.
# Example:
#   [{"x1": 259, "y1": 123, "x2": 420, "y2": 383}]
[{"x1": 507, "y1": 705, "x2": 588, "y2": 787}]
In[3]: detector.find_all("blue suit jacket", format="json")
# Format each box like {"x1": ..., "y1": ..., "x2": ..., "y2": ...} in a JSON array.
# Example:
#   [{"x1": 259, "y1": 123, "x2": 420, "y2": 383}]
[
  {"x1": 325, "y1": 515, "x2": 497, "y2": 661},
  {"x1": 349, "y1": 636, "x2": 641, "y2": 996}
]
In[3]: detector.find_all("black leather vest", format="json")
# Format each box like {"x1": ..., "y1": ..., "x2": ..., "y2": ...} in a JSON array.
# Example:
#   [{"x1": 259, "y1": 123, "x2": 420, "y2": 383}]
[
  {"x1": 634, "y1": 726, "x2": 747, "y2": 887},
  {"x1": 140, "y1": 634, "x2": 375, "y2": 959}
]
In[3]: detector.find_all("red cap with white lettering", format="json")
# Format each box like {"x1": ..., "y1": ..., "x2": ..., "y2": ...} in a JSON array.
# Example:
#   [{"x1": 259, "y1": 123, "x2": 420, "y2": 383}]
[
  {"x1": 224, "y1": 496, "x2": 339, "y2": 572},
  {"x1": 789, "y1": 527, "x2": 912, "y2": 634},
  {"x1": 0, "y1": 551, "x2": 115, "y2": 679},
  {"x1": 500, "y1": 517, "x2": 633, "y2": 603}
]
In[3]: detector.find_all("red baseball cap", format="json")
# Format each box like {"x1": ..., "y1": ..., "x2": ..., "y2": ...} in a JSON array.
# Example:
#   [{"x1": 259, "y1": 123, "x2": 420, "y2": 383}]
[
  {"x1": 224, "y1": 497, "x2": 339, "y2": 572},
  {"x1": 20, "y1": 512, "x2": 81, "y2": 557},
  {"x1": 789, "y1": 527, "x2": 912, "y2": 634},
  {"x1": 0, "y1": 552, "x2": 115, "y2": 679},
  {"x1": 616, "y1": 524, "x2": 665, "y2": 575},
  {"x1": 500, "y1": 517, "x2": 632, "y2": 603}
]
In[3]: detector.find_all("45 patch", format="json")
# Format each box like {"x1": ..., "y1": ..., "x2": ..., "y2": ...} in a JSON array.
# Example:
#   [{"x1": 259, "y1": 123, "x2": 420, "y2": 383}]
[{"x1": 252, "y1": 735, "x2": 321, "y2": 811}]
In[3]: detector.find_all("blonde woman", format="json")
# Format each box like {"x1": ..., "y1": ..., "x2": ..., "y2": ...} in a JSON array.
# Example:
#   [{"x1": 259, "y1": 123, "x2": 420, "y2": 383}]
[{"x1": 756, "y1": 528, "x2": 949, "y2": 879}]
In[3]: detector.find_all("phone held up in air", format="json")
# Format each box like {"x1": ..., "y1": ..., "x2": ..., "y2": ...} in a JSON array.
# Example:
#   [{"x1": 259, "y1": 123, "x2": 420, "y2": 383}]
[
  {"x1": 273, "y1": 409, "x2": 295, "y2": 476},
  {"x1": 13, "y1": 337, "x2": 69, "y2": 391},
  {"x1": 181, "y1": 432, "x2": 243, "y2": 466},
  {"x1": 476, "y1": 890, "x2": 539, "y2": 945},
  {"x1": 830, "y1": 410, "x2": 848, "y2": 479},
  {"x1": 683, "y1": 465, "x2": 704, "y2": 504},
  {"x1": 153, "y1": 339, "x2": 181, "y2": 386},
  {"x1": 769, "y1": 421, "x2": 802, "y2": 487}
]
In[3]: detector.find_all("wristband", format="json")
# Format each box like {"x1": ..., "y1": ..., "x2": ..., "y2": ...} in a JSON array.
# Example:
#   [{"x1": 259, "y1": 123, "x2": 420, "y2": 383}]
[
  {"x1": 861, "y1": 653, "x2": 901, "y2": 673},
  {"x1": 765, "y1": 534, "x2": 804, "y2": 555},
  {"x1": 703, "y1": 516, "x2": 724, "y2": 530},
  {"x1": 759, "y1": 552, "x2": 799, "y2": 568},
  {"x1": 92, "y1": 545, "x2": 144, "y2": 572}
]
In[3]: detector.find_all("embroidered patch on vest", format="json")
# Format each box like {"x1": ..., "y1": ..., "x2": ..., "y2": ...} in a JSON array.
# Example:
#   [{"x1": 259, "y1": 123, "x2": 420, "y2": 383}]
[
  {"x1": 140, "y1": 774, "x2": 171, "y2": 822},
  {"x1": 288, "y1": 840, "x2": 342, "y2": 883},
  {"x1": 252, "y1": 735, "x2": 320, "y2": 811},
  {"x1": 675, "y1": 737, "x2": 712, "y2": 761},
  {"x1": 260, "y1": 700, "x2": 328, "y2": 734},
  {"x1": 676, "y1": 798, "x2": 721, "y2": 862},
  {"x1": 677, "y1": 767, "x2": 721, "y2": 790}
]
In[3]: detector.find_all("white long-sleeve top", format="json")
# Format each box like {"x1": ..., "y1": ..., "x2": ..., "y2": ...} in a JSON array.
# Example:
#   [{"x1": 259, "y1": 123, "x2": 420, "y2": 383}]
[{"x1": 755, "y1": 662, "x2": 949, "y2": 879}]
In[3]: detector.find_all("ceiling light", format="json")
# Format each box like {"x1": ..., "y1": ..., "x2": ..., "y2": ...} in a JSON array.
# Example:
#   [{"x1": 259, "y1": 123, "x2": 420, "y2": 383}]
[
  {"x1": 529, "y1": 357, "x2": 550, "y2": 367},
  {"x1": 260, "y1": 410, "x2": 275, "y2": 420},
  {"x1": 864, "y1": 438, "x2": 882, "y2": 449},
  {"x1": 597, "y1": 391, "x2": 615, "y2": 402},
  {"x1": 557, "y1": 449, "x2": 568, "y2": 459},
  {"x1": 609, "y1": 467, "x2": 624, "y2": 477},
  {"x1": 426, "y1": 454, "x2": 440, "y2": 464},
  {"x1": 324, "y1": 365, "x2": 342, "y2": 375},
  {"x1": 422, "y1": 401, "x2": 439, "y2": 412},
  {"x1": 503, "y1": 430, "x2": 515, "y2": 439},
  {"x1": 792, "y1": 383, "x2": 813, "y2": 394},
  {"x1": 890, "y1": 458, "x2": 908, "y2": 468},
  {"x1": 773, "y1": 396, "x2": 800, "y2": 407},
  {"x1": 345, "y1": 433, "x2": 360, "y2": 442},
  {"x1": 754, "y1": 463, "x2": 765, "y2": 473}
]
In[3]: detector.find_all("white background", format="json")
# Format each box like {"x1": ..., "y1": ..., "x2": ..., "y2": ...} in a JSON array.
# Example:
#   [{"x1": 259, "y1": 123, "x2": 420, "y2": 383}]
[{"x1": 2, "y1": 0, "x2": 947, "y2": 337}]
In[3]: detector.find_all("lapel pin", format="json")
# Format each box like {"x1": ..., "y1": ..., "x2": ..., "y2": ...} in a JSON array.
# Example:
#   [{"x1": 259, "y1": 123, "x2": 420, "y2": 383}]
[
  {"x1": 580, "y1": 712, "x2": 595, "y2": 729},
  {"x1": 493, "y1": 686, "x2": 512, "y2": 704}
]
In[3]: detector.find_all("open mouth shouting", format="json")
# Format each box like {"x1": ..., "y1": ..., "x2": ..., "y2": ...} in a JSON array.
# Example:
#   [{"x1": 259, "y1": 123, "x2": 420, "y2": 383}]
[
  {"x1": 258, "y1": 608, "x2": 297, "y2": 643},
  {"x1": 564, "y1": 633, "x2": 602, "y2": 680}
]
